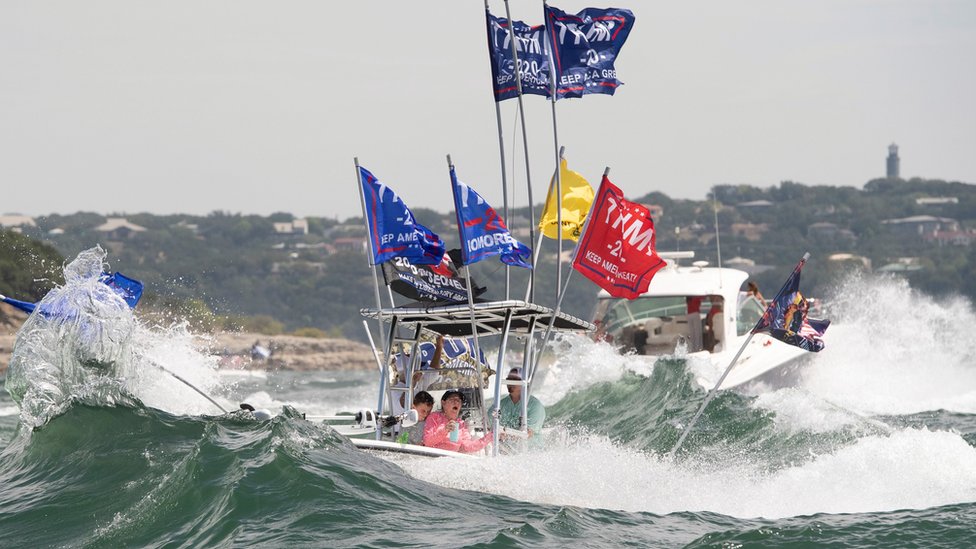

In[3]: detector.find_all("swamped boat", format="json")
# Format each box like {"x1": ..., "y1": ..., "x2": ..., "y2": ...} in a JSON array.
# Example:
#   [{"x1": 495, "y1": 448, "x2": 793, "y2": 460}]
[
  {"x1": 314, "y1": 300, "x2": 593, "y2": 458},
  {"x1": 591, "y1": 251, "x2": 818, "y2": 390}
]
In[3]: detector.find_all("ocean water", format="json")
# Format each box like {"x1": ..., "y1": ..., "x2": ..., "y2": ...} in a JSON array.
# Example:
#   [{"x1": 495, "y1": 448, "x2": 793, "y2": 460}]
[{"x1": 2, "y1": 255, "x2": 976, "y2": 547}]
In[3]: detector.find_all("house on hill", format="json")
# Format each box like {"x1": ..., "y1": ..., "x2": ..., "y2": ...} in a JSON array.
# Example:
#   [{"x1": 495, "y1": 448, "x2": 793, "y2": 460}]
[
  {"x1": 94, "y1": 218, "x2": 147, "y2": 240},
  {"x1": 807, "y1": 222, "x2": 857, "y2": 245},
  {"x1": 881, "y1": 215, "x2": 958, "y2": 238},
  {"x1": 273, "y1": 218, "x2": 308, "y2": 236},
  {"x1": 0, "y1": 214, "x2": 37, "y2": 233}
]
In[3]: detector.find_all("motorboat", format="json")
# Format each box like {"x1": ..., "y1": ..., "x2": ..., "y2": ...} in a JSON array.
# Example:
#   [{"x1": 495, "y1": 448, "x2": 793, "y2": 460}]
[
  {"x1": 310, "y1": 300, "x2": 593, "y2": 458},
  {"x1": 591, "y1": 252, "x2": 816, "y2": 390}
]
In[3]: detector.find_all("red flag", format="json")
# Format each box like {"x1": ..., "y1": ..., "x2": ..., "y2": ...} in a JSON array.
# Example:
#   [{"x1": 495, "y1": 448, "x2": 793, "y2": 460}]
[{"x1": 572, "y1": 176, "x2": 666, "y2": 299}]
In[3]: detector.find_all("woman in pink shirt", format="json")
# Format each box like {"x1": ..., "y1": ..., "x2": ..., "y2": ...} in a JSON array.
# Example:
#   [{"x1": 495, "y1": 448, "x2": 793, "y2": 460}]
[{"x1": 423, "y1": 390, "x2": 492, "y2": 454}]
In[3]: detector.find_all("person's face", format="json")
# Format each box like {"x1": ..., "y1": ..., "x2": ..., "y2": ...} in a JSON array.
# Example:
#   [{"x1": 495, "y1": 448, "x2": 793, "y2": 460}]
[
  {"x1": 507, "y1": 377, "x2": 522, "y2": 402},
  {"x1": 413, "y1": 402, "x2": 432, "y2": 420},
  {"x1": 442, "y1": 395, "x2": 462, "y2": 419}
]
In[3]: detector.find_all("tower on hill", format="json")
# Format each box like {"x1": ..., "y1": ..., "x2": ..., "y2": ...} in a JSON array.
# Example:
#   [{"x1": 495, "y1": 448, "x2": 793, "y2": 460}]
[{"x1": 886, "y1": 143, "x2": 900, "y2": 179}]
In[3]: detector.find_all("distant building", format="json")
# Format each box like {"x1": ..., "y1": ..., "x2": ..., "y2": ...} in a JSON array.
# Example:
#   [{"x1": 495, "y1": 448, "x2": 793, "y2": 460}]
[
  {"x1": 736, "y1": 200, "x2": 774, "y2": 208},
  {"x1": 273, "y1": 218, "x2": 308, "y2": 236},
  {"x1": 924, "y1": 229, "x2": 976, "y2": 247},
  {"x1": 807, "y1": 222, "x2": 857, "y2": 245},
  {"x1": 332, "y1": 237, "x2": 365, "y2": 254},
  {"x1": 886, "y1": 143, "x2": 900, "y2": 178},
  {"x1": 0, "y1": 215, "x2": 37, "y2": 233},
  {"x1": 93, "y1": 218, "x2": 147, "y2": 240},
  {"x1": 915, "y1": 197, "x2": 958, "y2": 206},
  {"x1": 645, "y1": 204, "x2": 664, "y2": 219},
  {"x1": 881, "y1": 215, "x2": 958, "y2": 238},
  {"x1": 730, "y1": 222, "x2": 769, "y2": 241},
  {"x1": 827, "y1": 253, "x2": 872, "y2": 270}
]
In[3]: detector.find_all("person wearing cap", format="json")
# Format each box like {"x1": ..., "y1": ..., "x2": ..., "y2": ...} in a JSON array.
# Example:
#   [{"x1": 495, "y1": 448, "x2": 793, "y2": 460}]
[
  {"x1": 422, "y1": 390, "x2": 492, "y2": 454},
  {"x1": 488, "y1": 368, "x2": 546, "y2": 448}
]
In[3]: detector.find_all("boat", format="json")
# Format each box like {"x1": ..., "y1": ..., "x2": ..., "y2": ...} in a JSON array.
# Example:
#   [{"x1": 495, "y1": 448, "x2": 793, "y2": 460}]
[
  {"x1": 591, "y1": 251, "x2": 817, "y2": 390},
  {"x1": 311, "y1": 300, "x2": 593, "y2": 458}
]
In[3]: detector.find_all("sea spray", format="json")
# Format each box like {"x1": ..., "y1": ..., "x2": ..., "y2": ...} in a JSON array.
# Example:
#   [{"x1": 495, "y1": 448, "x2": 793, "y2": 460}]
[
  {"x1": 801, "y1": 272, "x2": 976, "y2": 415},
  {"x1": 5, "y1": 247, "x2": 136, "y2": 426}
]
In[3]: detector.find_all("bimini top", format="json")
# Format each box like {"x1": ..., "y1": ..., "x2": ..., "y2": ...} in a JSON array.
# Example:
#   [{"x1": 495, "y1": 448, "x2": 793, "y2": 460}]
[{"x1": 361, "y1": 300, "x2": 594, "y2": 337}]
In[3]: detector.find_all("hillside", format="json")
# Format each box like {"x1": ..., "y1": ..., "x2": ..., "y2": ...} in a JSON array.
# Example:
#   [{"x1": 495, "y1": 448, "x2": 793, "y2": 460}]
[{"x1": 4, "y1": 176, "x2": 976, "y2": 342}]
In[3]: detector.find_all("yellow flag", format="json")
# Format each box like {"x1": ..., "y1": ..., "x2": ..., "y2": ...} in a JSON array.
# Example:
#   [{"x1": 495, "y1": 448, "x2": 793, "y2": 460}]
[{"x1": 538, "y1": 157, "x2": 594, "y2": 241}]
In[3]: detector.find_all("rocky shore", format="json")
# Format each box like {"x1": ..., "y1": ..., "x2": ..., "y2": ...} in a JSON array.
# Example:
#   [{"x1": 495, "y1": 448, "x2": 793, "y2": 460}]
[{"x1": 0, "y1": 303, "x2": 375, "y2": 375}]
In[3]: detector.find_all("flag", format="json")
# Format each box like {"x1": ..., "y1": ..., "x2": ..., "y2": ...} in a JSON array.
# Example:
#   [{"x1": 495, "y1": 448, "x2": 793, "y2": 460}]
[
  {"x1": 544, "y1": 5, "x2": 635, "y2": 100},
  {"x1": 360, "y1": 166, "x2": 445, "y2": 265},
  {"x1": 381, "y1": 252, "x2": 486, "y2": 304},
  {"x1": 1, "y1": 271, "x2": 143, "y2": 314},
  {"x1": 450, "y1": 166, "x2": 532, "y2": 268},
  {"x1": 753, "y1": 257, "x2": 830, "y2": 352},
  {"x1": 100, "y1": 272, "x2": 143, "y2": 309},
  {"x1": 572, "y1": 175, "x2": 665, "y2": 299},
  {"x1": 539, "y1": 157, "x2": 594, "y2": 241},
  {"x1": 486, "y1": 11, "x2": 551, "y2": 101}
]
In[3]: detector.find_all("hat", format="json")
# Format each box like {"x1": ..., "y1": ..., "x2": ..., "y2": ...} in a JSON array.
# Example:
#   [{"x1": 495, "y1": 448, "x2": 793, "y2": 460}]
[
  {"x1": 506, "y1": 367, "x2": 523, "y2": 380},
  {"x1": 441, "y1": 389, "x2": 464, "y2": 403}
]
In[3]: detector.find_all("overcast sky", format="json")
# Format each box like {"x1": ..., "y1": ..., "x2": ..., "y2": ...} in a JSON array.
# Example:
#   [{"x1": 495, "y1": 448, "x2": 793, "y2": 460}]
[{"x1": 2, "y1": 1, "x2": 974, "y2": 221}]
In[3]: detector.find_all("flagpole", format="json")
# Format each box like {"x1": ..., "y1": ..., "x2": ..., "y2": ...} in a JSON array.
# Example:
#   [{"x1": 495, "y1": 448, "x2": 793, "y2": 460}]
[
  {"x1": 525, "y1": 146, "x2": 564, "y2": 302},
  {"x1": 528, "y1": 166, "x2": 607, "y2": 389},
  {"x1": 501, "y1": 0, "x2": 537, "y2": 302},
  {"x1": 447, "y1": 154, "x2": 485, "y2": 384},
  {"x1": 354, "y1": 157, "x2": 388, "y2": 356},
  {"x1": 543, "y1": 0, "x2": 564, "y2": 305},
  {"x1": 485, "y1": 1, "x2": 512, "y2": 300},
  {"x1": 667, "y1": 252, "x2": 811, "y2": 459}
]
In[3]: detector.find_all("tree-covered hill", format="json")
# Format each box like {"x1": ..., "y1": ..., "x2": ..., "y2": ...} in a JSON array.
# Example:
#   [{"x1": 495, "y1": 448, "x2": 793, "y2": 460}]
[{"x1": 3, "y1": 176, "x2": 975, "y2": 340}]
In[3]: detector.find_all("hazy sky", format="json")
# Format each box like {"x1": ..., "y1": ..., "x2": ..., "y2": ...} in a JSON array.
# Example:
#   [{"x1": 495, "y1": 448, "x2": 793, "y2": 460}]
[{"x1": 2, "y1": 1, "x2": 974, "y2": 221}]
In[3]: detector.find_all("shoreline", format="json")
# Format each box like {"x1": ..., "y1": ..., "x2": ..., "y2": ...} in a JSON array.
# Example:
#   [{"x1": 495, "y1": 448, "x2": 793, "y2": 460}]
[{"x1": 0, "y1": 304, "x2": 376, "y2": 375}]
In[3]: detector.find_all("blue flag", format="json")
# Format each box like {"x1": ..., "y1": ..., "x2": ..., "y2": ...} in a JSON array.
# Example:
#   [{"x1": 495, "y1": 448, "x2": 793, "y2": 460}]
[
  {"x1": 753, "y1": 257, "x2": 830, "y2": 352},
  {"x1": 486, "y1": 11, "x2": 551, "y2": 101},
  {"x1": 450, "y1": 166, "x2": 532, "y2": 268},
  {"x1": 360, "y1": 166, "x2": 446, "y2": 265},
  {"x1": 1, "y1": 271, "x2": 143, "y2": 314},
  {"x1": 543, "y1": 5, "x2": 635, "y2": 99}
]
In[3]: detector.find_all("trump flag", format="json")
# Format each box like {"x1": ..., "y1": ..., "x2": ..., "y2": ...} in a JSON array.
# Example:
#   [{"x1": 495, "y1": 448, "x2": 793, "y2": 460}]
[
  {"x1": 450, "y1": 166, "x2": 532, "y2": 268},
  {"x1": 544, "y1": 5, "x2": 635, "y2": 99},
  {"x1": 360, "y1": 166, "x2": 445, "y2": 266},
  {"x1": 572, "y1": 175, "x2": 665, "y2": 299},
  {"x1": 753, "y1": 256, "x2": 830, "y2": 352}
]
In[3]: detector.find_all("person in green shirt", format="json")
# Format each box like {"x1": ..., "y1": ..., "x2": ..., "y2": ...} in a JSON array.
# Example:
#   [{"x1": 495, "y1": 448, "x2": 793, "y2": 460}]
[{"x1": 489, "y1": 368, "x2": 545, "y2": 450}]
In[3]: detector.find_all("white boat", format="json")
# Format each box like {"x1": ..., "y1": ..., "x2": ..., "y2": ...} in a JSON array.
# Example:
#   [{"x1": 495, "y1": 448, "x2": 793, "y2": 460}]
[
  {"x1": 591, "y1": 252, "x2": 815, "y2": 391},
  {"x1": 311, "y1": 300, "x2": 593, "y2": 458}
]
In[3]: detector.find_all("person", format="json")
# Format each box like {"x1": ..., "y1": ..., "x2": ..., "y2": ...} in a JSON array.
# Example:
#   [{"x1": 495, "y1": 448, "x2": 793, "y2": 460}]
[
  {"x1": 633, "y1": 324, "x2": 648, "y2": 355},
  {"x1": 390, "y1": 335, "x2": 445, "y2": 416},
  {"x1": 488, "y1": 368, "x2": 545, "y2": 448},
  {"x1": 747, "y1": 281, "x2": 767, "y2": 307},
  {"x1": 397, "y1": 391, "x2": 434, "y2": 445},
  {"x1": 423, "y1": 390, "x2": 492, "y2": 454},
  {"x1": 704, "y1": 301, "x2": 723, "y2": 352}
]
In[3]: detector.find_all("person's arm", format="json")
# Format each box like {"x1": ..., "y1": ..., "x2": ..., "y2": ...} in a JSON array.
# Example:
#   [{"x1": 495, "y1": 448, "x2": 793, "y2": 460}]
[
  {"x1": 422, "y1": 413, "x2": 460, "y2": 451},
  {"x1": 457, "y1": 421, "x2": 492, "y2": 453},
  {"x1": 430, "y1": 335, "x2": 444, "y2": 369},
  {"x1": 526, "y1": 397, "x2": 546, "y2": 436}
]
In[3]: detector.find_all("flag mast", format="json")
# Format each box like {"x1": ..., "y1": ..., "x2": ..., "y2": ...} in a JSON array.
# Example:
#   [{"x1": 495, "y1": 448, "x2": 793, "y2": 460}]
[
  {"x1": 496, "y1": 0, "x2": 538, "y2": 301},
  {"x1": 354, "y1": 157, "x2": 389, "y2": 356},
  {"x1": 543, "y1": 0, "x2": 564, "y2": 304}
]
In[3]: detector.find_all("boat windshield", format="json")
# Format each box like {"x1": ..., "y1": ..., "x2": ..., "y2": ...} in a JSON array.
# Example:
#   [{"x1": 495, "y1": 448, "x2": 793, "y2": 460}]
[
  {"x1": 595, "y1": 296, "x2": 687, "y2": 336},
  {"x1": 736, "y1": 293, "x2": 766, "y2": 335}
]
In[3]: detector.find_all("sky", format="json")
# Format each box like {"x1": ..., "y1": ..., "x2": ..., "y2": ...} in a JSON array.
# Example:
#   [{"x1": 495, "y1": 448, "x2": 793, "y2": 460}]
[{"x1": 1, "y1": 1, "x2": 974, "y2": 221}]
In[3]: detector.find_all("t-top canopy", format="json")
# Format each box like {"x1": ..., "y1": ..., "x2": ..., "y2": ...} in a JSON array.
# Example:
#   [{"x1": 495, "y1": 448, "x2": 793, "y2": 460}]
[{"x1": 361, "y1": 300, "x2": 594, "y2": 337}]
